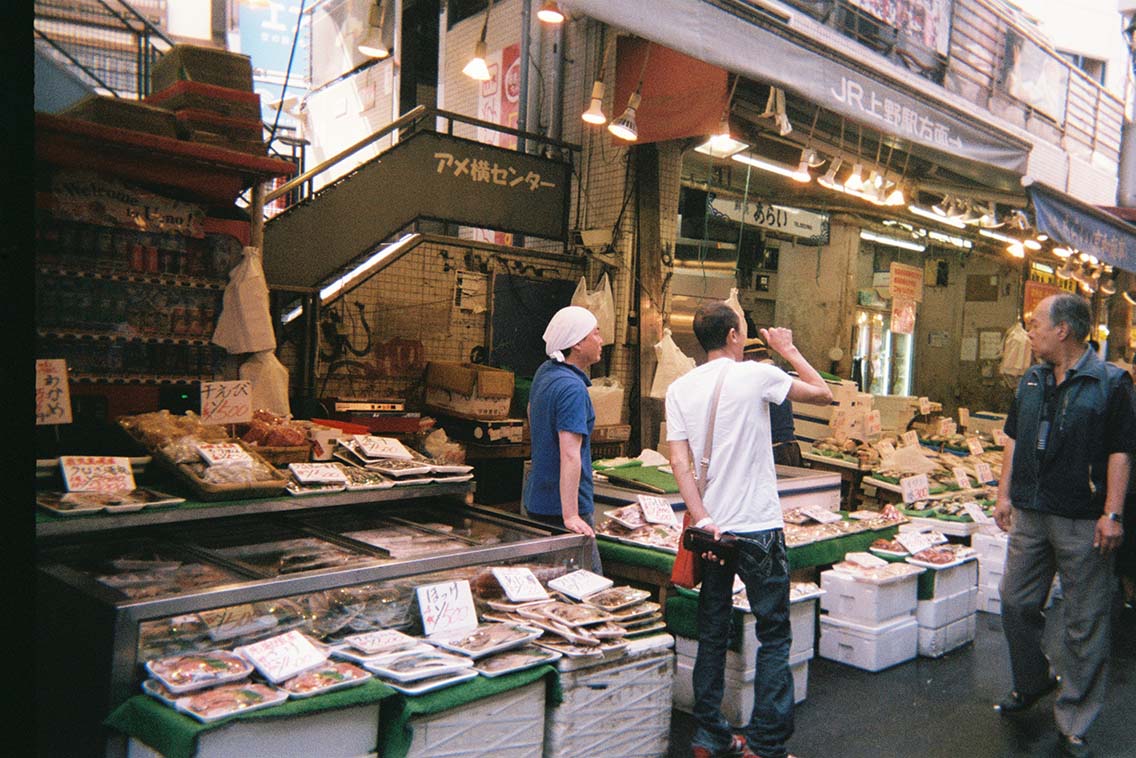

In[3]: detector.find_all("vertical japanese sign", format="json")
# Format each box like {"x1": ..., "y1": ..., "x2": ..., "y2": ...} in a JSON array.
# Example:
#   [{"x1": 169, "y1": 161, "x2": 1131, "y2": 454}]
[
  {"x1": 417, "y1": 580, "x2": 477, "y2": 637},
  {"x1": 200, "y1": 381, "x2": 253, "y2": 425},
  {"x1": 36, "y1": 359, "x2": 72, "y2": 425},
  {"x1": 475, "y1": 42, "x2": 520, "y2": 246},
  {"x1": 891, "y1": 298, "x2": 916, "y2": 335},
  {"x1": 889, "y1": 262, "x2": 924, "y2": 302}
]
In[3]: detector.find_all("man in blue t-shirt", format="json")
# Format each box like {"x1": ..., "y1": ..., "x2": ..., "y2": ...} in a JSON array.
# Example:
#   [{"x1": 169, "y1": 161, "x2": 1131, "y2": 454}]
[{"x1": 523, "y1": 305, "x2": 606, "y2": 573}]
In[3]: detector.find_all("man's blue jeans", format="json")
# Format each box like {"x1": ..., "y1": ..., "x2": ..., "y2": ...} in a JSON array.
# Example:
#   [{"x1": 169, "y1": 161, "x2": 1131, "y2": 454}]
[{"x1": 692, "y1": 528, "x2": 794, "y2": 758}]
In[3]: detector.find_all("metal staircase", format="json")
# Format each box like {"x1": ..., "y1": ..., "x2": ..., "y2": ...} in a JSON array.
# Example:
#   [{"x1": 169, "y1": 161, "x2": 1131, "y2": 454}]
[{"x1": 34, "y1": 0, "x2": 173, "y2": 99}]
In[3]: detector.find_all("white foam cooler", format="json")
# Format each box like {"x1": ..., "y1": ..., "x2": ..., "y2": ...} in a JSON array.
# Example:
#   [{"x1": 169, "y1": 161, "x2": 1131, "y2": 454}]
[
  {"x1": 544, "y1": 645, "x2": 674, "y2": 758},
  {"x1": 976, "y1": 586, "x2": 1002, "y2": 614},
  {"x1": 916, "y1": 586, "x2": 978, "y2": 628},
  {"x1": 406, "y1": 680, "x2": 545, "y2": 758},
  {"x1": 673, "y1": 648, "x2": 812, "y2": 724},
  {"x1": 673, "y1": 593, "x2": 819, "y2": 672},
  {"x1": 918, "y1": 613, "x2": 977, "y2": 658},
  {"x1": 819, "y1": 569, "x2": 919, "y2": 624},
  {"x1": 818, "y1": 613, "x2": 918, "y2": 671},
  {"x1": 919, "y1": 558, "x2": 978, "y2": 598}
]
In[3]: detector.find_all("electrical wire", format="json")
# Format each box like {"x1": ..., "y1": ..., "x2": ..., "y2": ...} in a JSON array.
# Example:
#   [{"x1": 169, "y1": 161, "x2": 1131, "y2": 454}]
[{"x1": 268, "y1": 0, "x2": 308, "y2": 145}]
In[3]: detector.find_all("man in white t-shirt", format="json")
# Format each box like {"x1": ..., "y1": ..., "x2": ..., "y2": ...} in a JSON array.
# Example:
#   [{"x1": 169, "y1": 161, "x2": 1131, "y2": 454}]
[{"x1": 667, "y1": 302, "x2": 832, "y2": 758}]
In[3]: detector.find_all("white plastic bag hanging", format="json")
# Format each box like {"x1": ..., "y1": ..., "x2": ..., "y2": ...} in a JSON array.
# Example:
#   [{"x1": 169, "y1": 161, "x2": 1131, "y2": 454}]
[
  {"x1": 571, "y1": 273, "x2": 616, "y2": 345},
  {"x1": 649, "y1": 328, "x2": 696, "y2": 399},
  {"x1": 999, "y1": 323, "x2": 1031, "y2": 378},
  {"x1": 212, "y1": 246, "x2": 276, "y2": 354},
  {"x1": 239, "y1": 350, "x2": 291, "y2": 417}
]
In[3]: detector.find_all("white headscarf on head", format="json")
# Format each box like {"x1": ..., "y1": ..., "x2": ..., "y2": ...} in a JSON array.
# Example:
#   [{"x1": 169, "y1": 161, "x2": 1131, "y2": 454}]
[{"x1": 543, "y1": 306, "x2": 598, "y2": 362}]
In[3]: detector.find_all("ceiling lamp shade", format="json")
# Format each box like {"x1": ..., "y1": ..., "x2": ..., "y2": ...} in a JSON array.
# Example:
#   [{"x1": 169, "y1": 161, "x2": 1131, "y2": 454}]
[
  {"x1": 1052, "y1": 246, "x2": 1075, "y2": 258},
  {"x1": 537, "y1": 1, "x2": 565, "y2": 23},
  {"x1": 1100, "y1": 277, "x2": 1118, "y2": 296},
  {"x1": 801, "y1": 147, "x2": 824, "y2": 167},
  {"x1": 581, "y1": 80, "x2": 607, "y2": 125},
  {"x1": 843, "y1": 162, "x2": 864, "y2": 192},
  {"x1": 817, "y1": 157, "x2": 843, "y2": 191},
  {"x1": 1056, "y1": 262, "x2": 1073, "y2": 280},
  {"x1": 883, "y1": 181, "x2": 906, "y2": 206},
  {"x1": 463, "y1": 39, "x2": 492, "y2": 80},
  {"x1": 978, "y1": 203, "x2": 1002, "y2": 228},
  {"x1": 1006, "y1": 241, "x2": 1026, "y2": 258},
  {"x1": 1123, "y1": 290, "x2": 1136, "y2": 305},
  {"x1": 732, "y1": 152, "x2": 811, "y2": 183},
  {"x1": 358, "y1": 0, "x2": 390, "y2": 58},
  {"x1": 1023, "y1": 238, "x2": 1042, "y2": 251},
  {"x1": 607, "y1": 91, "x2": 640, "y2": 141}
]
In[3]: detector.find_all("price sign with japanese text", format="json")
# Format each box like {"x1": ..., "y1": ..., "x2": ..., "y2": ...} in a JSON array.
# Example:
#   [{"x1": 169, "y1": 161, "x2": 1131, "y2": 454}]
[
  {"x1": 547, "y1": 569, "x2": 613, "y2": 601},
  {"x1": 637, "y1": 495, "x2": 678, "y2": 526},
  {"x1": 901, "y1": 430, "x2": 920, "y2": 447},
  {"x1": 958, "y1": 408, "x2": 970, "y2": 428},
  {"x1": 354, "y1": 435, "x2": 413, "y2": 460},
  {"x1": 865, "y1": 410, "x2": 882, "y2": 436},
  {"x1": 993, "y1": 430, "x2": 1009, "y2": 447},
  {"x1": 896, "y1": 531, "x2": 935, "y2": 555},
  {"x1": 60, "y1": 456, "x2": 135, "y2": 492},
  {"x1": 918, "y1": 397, "x2": 932, "y2": 415},
  {"x1": 877, "y1": 440, "x2": 896, "y2": 458},
  {"x1": 962, "y1": 502, "x2": 992, "y2": 524},
  {"x1": 801, "y1": 504, "x2": 843, "y2": 524},
  {"x1": 417, "y1": 580, "x2": 477, "y2": 637},
  {"x1": 196, "y1": 442, "x2": 253, "y2": 466},
  {"x1": 237, "y1": 630, "x2": 326, "y2": 684},
  {"x1": 900, "y1": 473, "x2": 931, "y2": 503},
  {"x1": 974, "y1": 461, "x2": 995, "y2": 484},
  {"x1": 200, "y1": 381, "x2": 252, "y2": 425},
  {"x1": 830, "y1": 407, "x2": 852, "y2": 438},
  {"x1": 966, "y1": 437, "x2": 984, "y2": 456},
  {"x1": 938, "y1": 418, "x2": 957, "y2": 436},
  {"x1": 490, "y1": 567, "x2": 549, "y2": 603},
  {"x1": 288, "y1": 463, "x2": 348, "y2": 484},
  {"x1": 952, "y1": 466, "x2": 973, "y2": 490},
  {"x1": 36, "y1": 359, "x2": 72, "y2": 425}
]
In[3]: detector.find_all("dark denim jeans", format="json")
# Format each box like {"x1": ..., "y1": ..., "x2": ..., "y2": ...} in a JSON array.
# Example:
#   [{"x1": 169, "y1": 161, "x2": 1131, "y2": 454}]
[{"x1": 692, "y1": 528, "x2": 794, "y2": 758}]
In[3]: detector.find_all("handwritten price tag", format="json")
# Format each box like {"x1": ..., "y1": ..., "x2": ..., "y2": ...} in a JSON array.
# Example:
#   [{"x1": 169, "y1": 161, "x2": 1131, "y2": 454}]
[
  {"x1": 992, "y1": 430, "x2": 1009, "y2": 447},
  {"x1": 288, "y1": 463, "x2": 348, "y2": 484},
  {"x1": 966, "y1": 437, "x2": 984, "y2": 456},
  {"x1": 36, "y1": 359, "x2": 73, "y2": 425},
  {"x1": 865, "y1": 410, "x2": 882, "y2": 436},
  {"x1": 546, "y1": 569, "x2": 613, "y2": 601},
  {"x1": 938, "y1": 418, "x2": 957, "y2": 436},
  {"x1": 896, "y1": 530, "x2": 935, "y2": 554},
  {"x1": 237, "y1": 630, "x2": 327, "y2": 684},
  {"x1": 199, "y1": 380, "x2": 252, "y2": 425},
  {"x1": 901, "y1": 430, "x2": 920, "y2": 447},
  {"x1": 196, "y1": 442, "x2": 253, "y2": 466},
  {"x1": 417, "y1": 580, "x2": 477, "y2": 637},
  {"x1": 962, "y1": 502, "x2": 992, "y2": 524},
  {"x1": 801, "y1": 504, "x2": 843, "y2": 523},
  {"x1": 974, "y1": 461, "x2": 995, "y2": 484},
  {"x1": 354, "y1": 435, "x2": 413, "y2": 460},
  {"x1": 491, "y1": 567, "x2": 550, "y2": 603},
  {"x1": 952, "y1": 466, "x2": 973, "y2": 490},
  {"x1": 900, "y1": 473, "x2": 930, "y2": 503},
  {"x1": 637, "y1": 495, "x2": 678, "y2": 526},
  {"x1": 60, "y1": 456, "x2": 136, "y2": 493},
  {"x1": 958, "y1": 408, "x2": 970, "y2": 428},
  {"x1": 918, "y1": 396, "x2": 932, "y2": 415},
  {"x1": 877, "y1": 440, "x2": 896, "y2": 458},
  {"x1": 830, "y1": 408, "x2": 851, "y2": 438}
]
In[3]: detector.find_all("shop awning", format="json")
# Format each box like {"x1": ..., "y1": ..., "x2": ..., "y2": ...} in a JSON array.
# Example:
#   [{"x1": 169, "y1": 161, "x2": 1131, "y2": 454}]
[
  {"x1": 1026, "y1": 180, "x2": 1136, "y2": 273},
  {"x1": 563, "y1": 0, "x2": 1031, "y2": 175}
]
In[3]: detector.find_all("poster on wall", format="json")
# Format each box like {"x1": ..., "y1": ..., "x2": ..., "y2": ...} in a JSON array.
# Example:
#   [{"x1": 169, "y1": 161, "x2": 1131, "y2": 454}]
[
  {"x1": 999, "y1": 30, "x2": 1069, "y2": 123},
  {"x1": 847, "y1": 0, "x2": 954, "y2": 57},
  {"x1": 889, "y1": 262, "x2": 925, "y2": 303},
  {"x1": 891, "y1": 298, "x2": 916, "y2": 335},
  {"x1": 1023, "y1": 280, "x2": 1064, "y2": 322},
  {"x1": 474, "y1": 42, "x2": 521, "y2": 246}
]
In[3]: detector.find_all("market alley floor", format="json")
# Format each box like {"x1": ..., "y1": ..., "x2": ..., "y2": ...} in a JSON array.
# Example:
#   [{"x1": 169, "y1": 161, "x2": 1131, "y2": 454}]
[{"x1": 668, "y1": 599, "x2": 1136, "y2": 758}]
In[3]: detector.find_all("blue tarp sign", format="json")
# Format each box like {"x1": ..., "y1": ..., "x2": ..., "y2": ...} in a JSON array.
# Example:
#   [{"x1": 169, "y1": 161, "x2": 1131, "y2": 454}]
[{"x1": 1028, "y1": 183, "x2": 1136, "y2": 274}]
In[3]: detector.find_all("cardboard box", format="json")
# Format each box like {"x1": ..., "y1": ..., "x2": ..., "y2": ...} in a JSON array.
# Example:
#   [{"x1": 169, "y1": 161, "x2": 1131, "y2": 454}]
[
  {"x1": 425, "y1": 362, "x2": 515, "y2": 420},
  {"x1": 151, "y1": 44, "x2": 254, "y2": 93},
  {"x1": 819, "y1": 613, "x2": 918, "y2": 671},
  {"x1": 63, "y1": 95, "x2": 179, "y2": 139}
]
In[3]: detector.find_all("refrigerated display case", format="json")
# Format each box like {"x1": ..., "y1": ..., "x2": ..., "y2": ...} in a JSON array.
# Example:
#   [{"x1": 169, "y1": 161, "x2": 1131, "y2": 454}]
[
  {"x1": 36, "y1": 494, "x2": 590, "y2": 758},
  {"x1": 852, "y1": 307, "x2": 913, "y2": 396}
]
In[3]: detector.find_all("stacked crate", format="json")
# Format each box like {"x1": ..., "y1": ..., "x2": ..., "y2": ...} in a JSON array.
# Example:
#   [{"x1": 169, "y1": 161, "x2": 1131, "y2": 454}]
[
  {"x1": 817, "y1": 566, "x2": 920, "y2": 671},
  {"x1": 973, "y1": 530, "x2": 1009, "y2": 614},
  {"x1": 672, "y1": 588, "x2": 821, "y2": 724},
  {"x1": 913, "y1": 557, "x2": 979, "y2": 657}
]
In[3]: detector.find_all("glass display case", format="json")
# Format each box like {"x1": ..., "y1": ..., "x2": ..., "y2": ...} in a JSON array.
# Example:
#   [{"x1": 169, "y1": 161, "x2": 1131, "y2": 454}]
[{"x1": 36, "y1": 495, "x2": 589, "y2": 757}]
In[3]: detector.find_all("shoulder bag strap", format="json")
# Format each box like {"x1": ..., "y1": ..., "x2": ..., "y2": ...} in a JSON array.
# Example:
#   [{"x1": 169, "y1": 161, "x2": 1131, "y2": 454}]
[{"x1": 697, "y1": 362, "x2": 730, "y2": 497}]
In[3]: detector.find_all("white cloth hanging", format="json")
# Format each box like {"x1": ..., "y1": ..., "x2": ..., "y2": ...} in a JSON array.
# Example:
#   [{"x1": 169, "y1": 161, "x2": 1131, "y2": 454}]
[{"x1": 211, "y1": 246, "x2": 276, "y2": 354}]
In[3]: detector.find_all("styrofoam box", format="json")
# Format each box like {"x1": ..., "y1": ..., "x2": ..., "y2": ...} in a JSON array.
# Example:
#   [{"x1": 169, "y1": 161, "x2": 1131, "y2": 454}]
[
  {"x1": 544, "y1": 651, "x2": 673, "y2": 758},
  {"x1": 971, "y1": 531, "x2": 1009, "y2": 563},
  {"x1": 127, "y1": 704, "x2": 382, "y2": 758},
  {"x1": 922, "y1": 559, "x2": 978, "y2": 598},
  {"x1": 820, "y1": 569, "x2": 918, "y2": 624},
  {"x1": 918, "y1": 613, "x2": 977, "y2": 658},
  {"x1": 673, "y1": 649, "x2": 811, "y2": 722},
  {"x1": 917, "y1": 586, "x2": 978, "y2": 629},
  {"x1": 976, "y1": 586, "x2": 1002, "y2": 614},
  {"x1": 979, "y1": 563, "x2": 1005, "y2": 592},
  {"x1": 673, "y1": 597, "x2": 818, "y2": 672},
  {"x1": 407, "y1": 680, "x2": 544, "y2": 758},
  {"x1": 818, "y1": 613, "x2": 918, "y2": 672}
]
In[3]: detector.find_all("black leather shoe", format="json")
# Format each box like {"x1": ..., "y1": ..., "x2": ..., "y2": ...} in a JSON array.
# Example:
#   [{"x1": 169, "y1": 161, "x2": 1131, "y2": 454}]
[
  {"x1": 1058, "y1": 734, "x2": 1092, "y2": 758},
  {"x1": 995, "y1": 676, "x2": 1059, "y2": 714}
]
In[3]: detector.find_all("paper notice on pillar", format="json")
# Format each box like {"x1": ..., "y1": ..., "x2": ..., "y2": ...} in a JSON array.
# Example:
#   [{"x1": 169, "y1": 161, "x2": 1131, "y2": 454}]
[
  {"x1": 36, "y1": 359, "x2": 72, "y2": 425},
  {"x1": 890, "y1": 298, "x2": 916, "y2": 335}
]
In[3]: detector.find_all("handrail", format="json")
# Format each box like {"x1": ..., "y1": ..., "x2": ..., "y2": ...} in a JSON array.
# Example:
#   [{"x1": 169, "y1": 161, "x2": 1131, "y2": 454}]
[
  {"x1": 34, "y1": 26, "x2": 119, "y2": 95},
  {"x1": 97, "y1": 0, "x2": 174, "y2": 47},
  {"x1": 265, "y1": 105, "x2": 581, "y2": 204}
]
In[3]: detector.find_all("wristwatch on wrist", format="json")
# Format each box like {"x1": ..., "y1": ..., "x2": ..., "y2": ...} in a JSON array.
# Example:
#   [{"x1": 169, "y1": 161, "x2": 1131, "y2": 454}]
[{"x1": 1105, "y1": 512, "x2": 1124, "y2": 524}]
